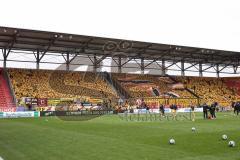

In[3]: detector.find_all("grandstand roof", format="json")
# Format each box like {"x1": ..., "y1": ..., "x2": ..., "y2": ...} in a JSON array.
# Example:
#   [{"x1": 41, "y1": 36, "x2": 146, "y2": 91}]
[{"x1": 0, "y1": 26, "x2": 239, "y2": 65}]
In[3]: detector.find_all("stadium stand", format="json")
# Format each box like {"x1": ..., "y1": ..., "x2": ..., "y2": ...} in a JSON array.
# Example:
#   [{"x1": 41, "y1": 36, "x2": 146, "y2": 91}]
[
  {"x1": 224, "y1": 78, "x2": 240, "y2": 95},
  {"x1": 176, "y1": 76, "x2": 236, "y2": 106},
  {"x1": 8, "y1": 68, "x2": 118, "y2": 100},
  {"x1": 3, "y1": 67, "x2": 240, "y2": 108},
  {"x1": 112, "y1": 73, "x2": 195, "y2": 99},
  {"x1": 0, "y1": 27, "x2": 239, "y2": 109},
  {"x1": 0, "y1": 27, "x2": 240, "y2": 109}
]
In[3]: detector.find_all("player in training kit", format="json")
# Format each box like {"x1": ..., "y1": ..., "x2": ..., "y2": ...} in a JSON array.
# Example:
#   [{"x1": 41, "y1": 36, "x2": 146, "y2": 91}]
[
  {"x1": 232, "y1": 102, "x2": 237, "y2": 115},
  {"x1": 159, "y1": 104, "x2": 165, "y2": 117},
  {"x1": 202, "y1": 103, "x2": 208, "y2": 119},
  {"x1": 190, "y1": 103, "x2": 195, "y2": 121},
  {"x1": 210, "y1": 102, "x2": 217, "y2": 119},
  {"x1": 236, "y1": 102, "x2": 240, "y2": 116}
]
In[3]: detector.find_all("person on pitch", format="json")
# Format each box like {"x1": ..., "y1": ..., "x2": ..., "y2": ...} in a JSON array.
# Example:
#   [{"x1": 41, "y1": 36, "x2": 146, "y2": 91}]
[
  {"x1": 232, "y1": 101, "x2": 238, "y2": 115},
  {"x1": 209, "y1": 102, "x2": 215, "y2": 119},
  {"x1": 159, "y1": 104, "x2": 165, "y2": 117},
  {"x1": 202, "y1": 102, "x2": 208, "y2": 119},
  {"x1": 144, "y1": 102, "x2": 150, "y2": 114},
  {"x1": 236, "y1": 101, "x2": 240, "y2": 116},
  {"x1": 170, "y1": 104, "x2": 177, "y2": 120},
  {"x1": 212, "y1": 102, "x2": 217, "y2": 118},
  {"x1": 190, "y1": 102, "x2": 195, "y2": 121}
]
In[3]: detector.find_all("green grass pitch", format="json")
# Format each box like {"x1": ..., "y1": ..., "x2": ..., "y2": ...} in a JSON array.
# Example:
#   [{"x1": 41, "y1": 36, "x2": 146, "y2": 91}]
[{"x1": 0, "y1": 112, "x2": 239, "y2": 160}]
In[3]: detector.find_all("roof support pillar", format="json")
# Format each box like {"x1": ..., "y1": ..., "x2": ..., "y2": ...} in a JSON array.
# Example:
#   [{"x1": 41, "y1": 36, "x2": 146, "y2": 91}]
[
  {"x1": 3, "y1": 48, "x2": 7, "y2": 68},
  {"x1": 216, "y1": 64, "x2": 220, "y2": 78},
  {"x1": 199, "y1": 62, "x2": 203, "y2": 77},
  {"x1": 36, "y1": 50, "x2": 40, "y2": 70},
  {"x1": 161, "y1": 59, "x2": 166, "y2": 76},
  {"x1": 93, "y1": 55, "x2": 97, "y2": 72},
  {"x1": 66, "y1": 52, "x2": 70, "y2": 71},
  {"x1": 36, "y1": 49, "x2": 48, "y2": 70},
  {"x1": 233, "y1": 65, "x2": 238, "y2": 74},
  {"x1": 141, "y1": 58, "x2": 144, "y2": 74},
  {"x1": 118, "y1": 56, "x2": 122, "y2": 73},
  {"x1": 181, "y1": 60, "x2": 185, "y2": 76}
]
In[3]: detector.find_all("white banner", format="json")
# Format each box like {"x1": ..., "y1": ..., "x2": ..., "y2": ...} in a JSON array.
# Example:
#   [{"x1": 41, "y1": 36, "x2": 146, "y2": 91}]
[
  {"x1": 0, "y1": 111, "x2": 40, "y2": 118},
  {"x1": 133, "y1": 108, "x2": 203, "y2": 114}
]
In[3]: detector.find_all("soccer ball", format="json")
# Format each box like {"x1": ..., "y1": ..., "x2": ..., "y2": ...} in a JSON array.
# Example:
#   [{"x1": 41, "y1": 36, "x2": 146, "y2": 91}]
[
  {"x1": 169, "y1": 139, "x2": 175, "y2": 145},
  {"x1": 228, "y1": 141, "x2": 236, "y2": 147},
  {"x1": 222, "y1": 134, "x2": 228, "y2": 140},
  {"x1": 192, "y1": 127, "x2": 196, "y2": 132},
  {"x1": 0, "y1": 156, "x2": 4, "y2": 160}
]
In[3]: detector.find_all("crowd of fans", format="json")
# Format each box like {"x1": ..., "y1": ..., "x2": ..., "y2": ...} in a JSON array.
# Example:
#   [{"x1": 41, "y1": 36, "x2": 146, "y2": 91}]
[
  {"x1": 176, "y1": 77, "x2": 237, "y2": 106},
  {"x1": 111, "y1": 74, "x2": 240, "y2": 108},
  {"x1": 64, "y1": 72, "x2": 118, "y2": 98},
  {"x1": 113, "y1": 73, "x2": 194, "y2": 98},
  {"x1": 8, "y1": 69, "x2": 118, "y2": 100},
  {"x1": 7, "y1": 69, "x2": 240, "y2": 109}
]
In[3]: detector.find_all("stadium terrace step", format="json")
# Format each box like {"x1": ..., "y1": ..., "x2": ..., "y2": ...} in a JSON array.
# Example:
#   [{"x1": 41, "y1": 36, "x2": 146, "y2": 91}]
[
  {"x1": 101, "y1": 72, "x2": 131, "y2": 99},
  {"x1": 0, "y1": 69, "x2": 16, "y2": 108}
]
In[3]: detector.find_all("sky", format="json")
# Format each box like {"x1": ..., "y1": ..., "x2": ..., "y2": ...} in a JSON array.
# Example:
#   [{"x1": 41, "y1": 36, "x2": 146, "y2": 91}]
[
  {"x1": 0, "y1": 0, "x2": 240, "y2": 77},
  {"x1": 0, "y1": 0, "x2": 240, "y2": 52}
]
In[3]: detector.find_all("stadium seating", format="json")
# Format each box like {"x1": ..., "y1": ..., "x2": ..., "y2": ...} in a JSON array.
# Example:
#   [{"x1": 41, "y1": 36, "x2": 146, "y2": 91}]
[
  {"x1": 176, "y1": 76, "x2": 236, "y2": 106},
  {"x1": 223, "y1": 78, "x2": 240, "y2": 95},
  {"x1": 0, "y1": 69, "x2": 15, "y2": 108},
  {"x1": 112, "y1": 73, "x2": 239, "y2": 106},
  {"x1": 112, "y1": 73, "x2": 195, "y2": 99},
  {"x1": 8, "y1": 69, "x2": 118, "y2": 100},
  {"x1": 6, "y1": 68, "x2": 240, "y2": 107}
]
